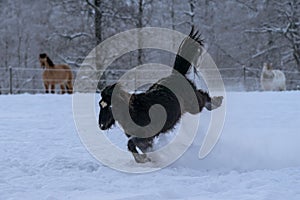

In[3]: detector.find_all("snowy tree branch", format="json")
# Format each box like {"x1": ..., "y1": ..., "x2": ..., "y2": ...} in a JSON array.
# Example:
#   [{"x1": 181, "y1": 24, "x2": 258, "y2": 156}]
[
  {"x1": 57, "y1": 55, "x2": 80, "y2": 68},
  {"x1": 47, "y1": 32, "x2": 92, "y2": 41}
]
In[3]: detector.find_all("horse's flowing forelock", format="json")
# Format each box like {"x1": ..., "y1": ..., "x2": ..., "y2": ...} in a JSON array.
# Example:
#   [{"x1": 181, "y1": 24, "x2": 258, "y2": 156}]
[{"x1": 39, "y1": 53, "x2": 47, "y2": 58}]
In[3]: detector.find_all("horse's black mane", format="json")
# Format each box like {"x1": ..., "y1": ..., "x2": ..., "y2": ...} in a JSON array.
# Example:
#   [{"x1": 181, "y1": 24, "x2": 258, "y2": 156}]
[{"x1": 39, "y1": 53, "x2": 55, "y2": 67}]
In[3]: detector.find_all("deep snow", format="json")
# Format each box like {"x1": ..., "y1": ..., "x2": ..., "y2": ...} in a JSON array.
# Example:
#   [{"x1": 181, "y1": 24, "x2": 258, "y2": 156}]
[{"x1": 0, "y1": 92, "x2": 300, "y2": 199}]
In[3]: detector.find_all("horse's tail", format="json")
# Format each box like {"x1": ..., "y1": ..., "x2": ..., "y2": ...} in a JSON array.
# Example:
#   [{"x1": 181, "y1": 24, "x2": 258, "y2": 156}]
[
  {"x1": 173, "y1": 26, "x2": 204, "y2": 76},
  {"x1": 65, "y1": 67, "x2": 73, "y2": 94}
]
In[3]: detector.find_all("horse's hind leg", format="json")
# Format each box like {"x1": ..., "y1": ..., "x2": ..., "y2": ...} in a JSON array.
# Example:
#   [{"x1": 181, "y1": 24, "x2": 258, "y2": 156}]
[
  {"x1": 66, "y1": 81, "x2": 73, "y2": 94},
  {"x1": 127, "y1": 137, "x2": 153, "y2": 163},
  {"x1": 60, "y1": 84, "x2": 66, "y2": 94},
  {"x1": 205, "y1": 96, "x2": 223, "y2": 111},
  {"x1": 194, "y1": 90, "x2": 223, "y2": 111}
]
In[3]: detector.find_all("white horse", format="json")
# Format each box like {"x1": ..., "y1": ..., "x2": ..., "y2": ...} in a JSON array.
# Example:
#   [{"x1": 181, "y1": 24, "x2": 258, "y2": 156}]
[{"x1": 260, "y1": 63, "x2": 286, "y2": 91}]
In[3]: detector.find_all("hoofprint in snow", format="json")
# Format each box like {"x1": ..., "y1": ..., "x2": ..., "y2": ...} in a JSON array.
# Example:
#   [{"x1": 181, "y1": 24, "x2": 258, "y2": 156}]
[{"x1": 0, "y1": 92, "x2": 300, "y2": 199}]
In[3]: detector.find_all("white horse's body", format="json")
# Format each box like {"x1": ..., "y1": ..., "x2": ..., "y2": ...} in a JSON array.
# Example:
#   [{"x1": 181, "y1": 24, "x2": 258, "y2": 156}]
[{"x1": 261, "y1": 63, "x2": 286, "y2": 91}]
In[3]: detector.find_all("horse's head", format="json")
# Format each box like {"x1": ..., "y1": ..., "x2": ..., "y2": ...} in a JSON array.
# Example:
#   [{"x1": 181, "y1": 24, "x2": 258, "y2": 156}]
[
  {"x1": 39, "y1": 53, "x2": 48, "y2": 69},
  {"x1": 98, "y1": 83, "x2": 117, "y2": 130},
  {"x1": 263, "y1": 63, "x2": 273, "y2": 71},
  {"x1": 39, "y1": 53, "x2": 55, "y2": 69}
]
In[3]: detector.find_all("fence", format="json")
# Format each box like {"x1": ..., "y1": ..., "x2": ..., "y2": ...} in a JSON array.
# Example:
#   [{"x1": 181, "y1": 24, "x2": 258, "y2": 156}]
[{"x1": 0, "y1": 66, "x2": 300, "y2": 94}]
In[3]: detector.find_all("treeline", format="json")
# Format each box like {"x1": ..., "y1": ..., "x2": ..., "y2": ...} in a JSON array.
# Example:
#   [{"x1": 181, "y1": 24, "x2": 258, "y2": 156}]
[{"x1": 0, "y1": 0, "x2": 299, "y2": 92}]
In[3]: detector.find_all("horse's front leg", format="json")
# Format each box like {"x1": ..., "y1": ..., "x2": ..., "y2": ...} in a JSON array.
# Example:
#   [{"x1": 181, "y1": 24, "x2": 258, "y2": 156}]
[
  {"x1": 44, "y1": 83, "x2": 49, "y2": 93},
  {"x1": 50, "y1": 84, "x2": 55, "y2": 94},
  {"x1": 127, "y1": 136, "x2": 153, "y2": 163}
]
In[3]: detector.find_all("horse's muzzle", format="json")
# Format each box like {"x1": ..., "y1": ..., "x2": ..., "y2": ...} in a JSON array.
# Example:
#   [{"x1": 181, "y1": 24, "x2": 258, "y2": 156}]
[
  {"x1": 99, "y1": 124, "x2": 105, "y2": 130},
  {"x1": 99, "y1": 123, "x2": 110, "y2": 130}
]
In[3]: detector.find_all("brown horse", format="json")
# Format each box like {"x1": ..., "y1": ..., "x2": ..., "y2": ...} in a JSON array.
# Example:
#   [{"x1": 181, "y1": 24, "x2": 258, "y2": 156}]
[{"x1": 39, "y1": 53, "x2": 73, "y2": 94}]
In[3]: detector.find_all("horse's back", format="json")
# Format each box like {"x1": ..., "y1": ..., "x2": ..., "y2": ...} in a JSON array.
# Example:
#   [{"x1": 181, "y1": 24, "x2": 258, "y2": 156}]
[
  {"x1": 58, "y1": 64, "x2": 72, "y2": 71},
  {"x1": 55, "y1": 64, "x2": 72, "y2": 74}
]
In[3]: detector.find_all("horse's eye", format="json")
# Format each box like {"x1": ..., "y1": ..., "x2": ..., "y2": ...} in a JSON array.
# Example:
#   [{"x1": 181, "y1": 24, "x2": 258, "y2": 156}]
[{"x1": 100, "y1": 101, "x2": 108, "y2": 108}]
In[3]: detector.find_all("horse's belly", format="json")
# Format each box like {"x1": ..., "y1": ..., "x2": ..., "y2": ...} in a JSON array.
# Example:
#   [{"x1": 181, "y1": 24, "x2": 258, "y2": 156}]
[{"x1": 44, "y1": 71, "x2": 68, "y2": 84}]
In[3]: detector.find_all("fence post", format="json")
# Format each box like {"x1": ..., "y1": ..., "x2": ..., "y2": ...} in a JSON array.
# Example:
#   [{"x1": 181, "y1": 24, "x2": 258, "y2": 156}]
[
  {"x1": 243, "y1": 66, "x2": 246, "y2": 89},
  {"x1": 9, "y1": 66, "x2": 12, "y2": 94}
]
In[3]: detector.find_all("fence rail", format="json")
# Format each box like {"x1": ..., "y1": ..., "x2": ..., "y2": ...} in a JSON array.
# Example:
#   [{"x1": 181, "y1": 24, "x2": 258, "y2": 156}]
[{"x1": 0, "y1": 66, "x2": 300, "y2": 94}]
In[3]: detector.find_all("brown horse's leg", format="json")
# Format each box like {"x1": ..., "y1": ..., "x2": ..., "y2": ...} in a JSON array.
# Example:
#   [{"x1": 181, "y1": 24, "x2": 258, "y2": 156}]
[
  {"x1": 44, "y1": 83, "x2": 49, "y2": 93},
  {"x1": 66, "y1": 77, "x2": 73, "y2": 94},
  {"x1": 50, "y1": 84, "x2": 55, "y2": 94},
  {"x1": 60, "y1": 84, "x2": 66, "y2": 94},
  {"x1": 66, "y1": 83, "x2": 73, "y2": 94}
]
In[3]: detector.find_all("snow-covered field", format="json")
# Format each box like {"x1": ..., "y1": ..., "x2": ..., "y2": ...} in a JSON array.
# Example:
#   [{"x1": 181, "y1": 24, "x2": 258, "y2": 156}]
[{"x1": 1, "y1": 92, "x2": 300, "y2": 200}]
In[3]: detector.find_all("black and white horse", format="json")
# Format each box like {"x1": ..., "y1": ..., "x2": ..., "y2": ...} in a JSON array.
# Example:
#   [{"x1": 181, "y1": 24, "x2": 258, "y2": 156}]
[{"x1": 98, "y1": 27, "x2": 223, "y2": 163}]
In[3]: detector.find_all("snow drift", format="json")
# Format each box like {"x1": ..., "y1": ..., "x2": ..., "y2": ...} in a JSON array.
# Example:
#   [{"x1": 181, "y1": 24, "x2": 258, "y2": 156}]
[{"x1": 1, "y1": 92, "x2": 300, "y2": 199}]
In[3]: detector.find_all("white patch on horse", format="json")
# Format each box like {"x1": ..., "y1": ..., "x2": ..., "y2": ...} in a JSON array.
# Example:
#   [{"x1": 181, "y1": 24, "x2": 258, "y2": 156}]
[{"x1": 100, "y1": 101, "x2": 108, "y2": 108}]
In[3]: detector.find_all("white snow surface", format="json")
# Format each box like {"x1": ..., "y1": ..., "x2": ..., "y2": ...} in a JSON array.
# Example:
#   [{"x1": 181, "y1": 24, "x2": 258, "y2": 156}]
[{"x1": 1, "y1": 92, "x2": 300, "y2": 200}]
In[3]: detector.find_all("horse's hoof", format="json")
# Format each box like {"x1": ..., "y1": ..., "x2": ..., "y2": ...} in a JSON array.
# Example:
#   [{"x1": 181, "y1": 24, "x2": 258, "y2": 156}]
[
  {"x1": 132, "y1": 153, "x2": 151, "y2": 163},
  {"x1": 211, "y1": 96, "x2": 223, "y2": 109}
]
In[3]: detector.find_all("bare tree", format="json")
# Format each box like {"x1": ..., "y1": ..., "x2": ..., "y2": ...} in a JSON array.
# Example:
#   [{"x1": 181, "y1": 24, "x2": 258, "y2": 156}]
[
  {"x1": 137, "y1": 0, "x2": 144, "y2": 65},
  {"x1": 186, "y1": 0, "x2": 196, "y2": 27},
  {"x1": 246, "y1": 0, "x2": 300, "y2": 70},
  {"x1": 86, "y1": 0, "x2": 102, "y2": 45}
]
